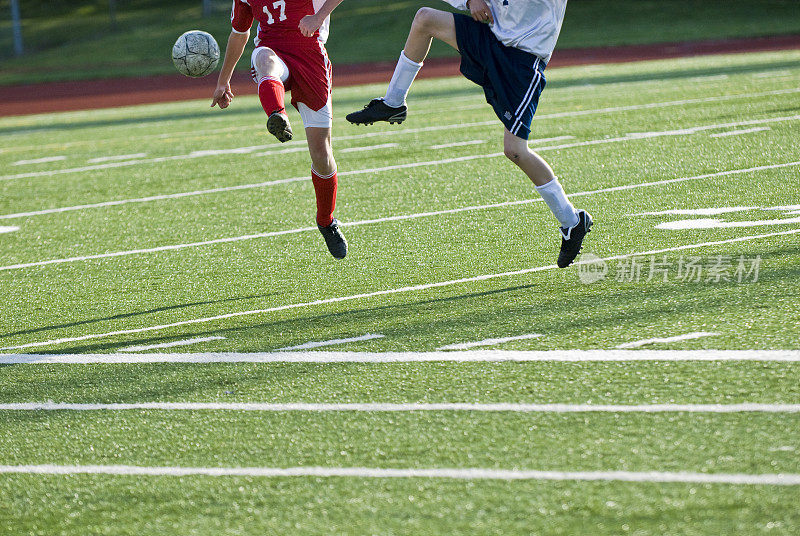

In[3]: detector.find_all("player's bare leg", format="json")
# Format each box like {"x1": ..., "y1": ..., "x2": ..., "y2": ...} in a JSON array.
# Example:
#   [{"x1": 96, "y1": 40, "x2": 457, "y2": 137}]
[
  {"x1": 502, "y1": 128, "x2": 557, "y2": 188},
  {"x1": 306, "y1": 126, "x2": 347, "y2": 259},
  {"x1": 402, "y1": 8, "x2": 458, "y2": 63},
  {"x1": 253, "y1": 47, "x2": 293, "y2": 142},
  {"x1": 503, "y1": 128, "x2": 592, "y2": 267},
  {"x1": 346, "y1": 8, "x2": 457, "y2": 125}
]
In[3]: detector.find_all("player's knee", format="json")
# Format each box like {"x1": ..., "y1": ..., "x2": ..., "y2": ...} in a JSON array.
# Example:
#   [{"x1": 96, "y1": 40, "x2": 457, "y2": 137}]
[
  {"x1": 255, "y1": 49, "x2": 280, "y2": 74},
  {"x1": 504, "y1": 145, "x2": 521, "y2": 163},
  {"x1": 503, "y1": 137, "x2": 528, "y2": 163},
  {"x1": 412, "y1": 7, "x2": 437, "y2": 32}
]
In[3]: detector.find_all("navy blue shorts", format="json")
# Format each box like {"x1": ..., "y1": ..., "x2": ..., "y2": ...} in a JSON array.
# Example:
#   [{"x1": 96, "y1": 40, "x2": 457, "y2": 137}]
[{"x1": 453, "y1": 13, "x2": 546, "y2": 139}]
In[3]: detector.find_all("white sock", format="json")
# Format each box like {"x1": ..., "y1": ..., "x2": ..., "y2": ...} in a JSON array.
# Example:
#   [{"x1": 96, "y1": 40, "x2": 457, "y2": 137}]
[
  {"x1": 383, "y1": 51, "x2": 423, "y2": 107},
  {"x1": 535, "y1": 177, "x2": 580, "y2": 228}
]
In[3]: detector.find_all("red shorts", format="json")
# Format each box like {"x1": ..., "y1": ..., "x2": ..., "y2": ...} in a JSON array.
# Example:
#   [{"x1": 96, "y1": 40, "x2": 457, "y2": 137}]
[{"x1": 250, "y1": 39, "x2": 332, "y2": 112}]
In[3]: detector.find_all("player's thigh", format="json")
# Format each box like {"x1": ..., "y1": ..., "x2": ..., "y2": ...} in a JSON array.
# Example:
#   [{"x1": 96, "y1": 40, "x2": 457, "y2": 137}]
[
  {"x1": 415, "y1": 8, "x2": 458, "y2": 50},
  {"x1": 250, "y1": 47, "x2": 289, "y2": 82},
  {"x1": 303, "y1": 104, "x2": 334, "y2": 167}
]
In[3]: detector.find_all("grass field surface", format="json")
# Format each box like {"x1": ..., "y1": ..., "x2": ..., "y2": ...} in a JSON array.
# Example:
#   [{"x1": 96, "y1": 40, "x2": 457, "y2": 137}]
[{"x1": 1, "y1": 50, "x2": 799, "y2": 534}]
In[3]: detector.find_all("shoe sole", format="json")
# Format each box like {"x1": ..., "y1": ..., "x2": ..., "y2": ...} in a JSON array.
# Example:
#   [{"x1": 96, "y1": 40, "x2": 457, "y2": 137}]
[
  {"x1": 347, "y1": 113, "x2": 407, "y2": 126},
  {"x1": 267, "y1": 114, "x2": 293, "y2": 143}
]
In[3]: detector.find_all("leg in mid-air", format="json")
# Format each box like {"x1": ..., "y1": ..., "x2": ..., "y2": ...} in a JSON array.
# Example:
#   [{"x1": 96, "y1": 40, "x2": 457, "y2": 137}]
[
  {"x1": 252, "y1": 47, "x2": 293, "y2": 142},
  {"x1": 346, "y1": 8, "x2": 457, "y2": 125},
  {"x1": 305, "y1": 123, "x2": 347, "y2": 259},
  {"x1": 503, "y1": 129, "x2": 592, "y2": 267}
]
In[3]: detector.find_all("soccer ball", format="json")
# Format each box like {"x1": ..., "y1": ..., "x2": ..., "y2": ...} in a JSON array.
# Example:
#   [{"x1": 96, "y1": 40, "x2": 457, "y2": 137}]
[{"x1": 172, "y1": 30, "x2": 220, "y2": 77}]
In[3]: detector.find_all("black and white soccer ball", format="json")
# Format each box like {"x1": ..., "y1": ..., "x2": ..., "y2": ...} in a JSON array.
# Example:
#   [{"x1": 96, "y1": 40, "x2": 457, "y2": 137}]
[{"x1": 172, "y1": 30, "x2": 220, "y2": 77}]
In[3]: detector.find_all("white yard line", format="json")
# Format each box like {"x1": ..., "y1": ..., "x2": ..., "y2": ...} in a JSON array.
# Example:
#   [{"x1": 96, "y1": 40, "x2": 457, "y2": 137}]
[
  {"x1": 274, "y1": 333, "x2": 385, "y2": 351},
  {"x1": 3, "y1": 227, "x2": 800, "y2": 352},
  {"x1": 438, "y1": 334, "x2": 542, "y2": 350},
  {"x1": 11, "y1": 156, "x2": 66, "y2": 166},
  {"x1": 689, "y1": 75, "x2": 730, "y2": 82},
  {"x1": 616, "y1": 332, "x2": 721, "y2": 349},
  {"x1": 636, "y1": 207, "x2": 758, "y2": 216},
  {"x1": 1, "y1": 158, "x2": 794, "y2": 221},
  {"x1": 117, "y1": 336, "x2": 226, "y2": 353},
  {"x1": 1, "y1": 144, "x2": 797, "y2": 222},
  {"x1": 339, "y1": 143, "x2": 399, "y2": 153},
  {"x1": 0, "y1": 176, "x2": 309, "y2": 220},
  {"x1": 87, "y1": 153, "x2": 147, "y2": 164},
  {"x1": 754, "y1": 71, "x2": 790, "y2": 78},
  {"x1": 625, "y1": 114, "x2": 799, "y2": 139},
  {"x1": 2, "y1": 402, "x2": 798, "y2": 413},
  {"x1": 3, "y1": 350, "x2": 800, "y2": 364},
  {"x1": 3, "y1": 160, "x2": 799, "y2": 271},
  {"x1": 529, "y1": 87, "x2": 800, "y2": 120},
  {"x1": 430, "y1": 139, "x2": 486, "y2": 149},
  {"x1": 710, "y1": 127, "x2": 771, "y2": 138},
  {"x1": 3, "y1": 87, "x2": 799, "y2": 155},
  {"x1": 2, "y1": 114, "x2": 798, "y2": 183},
  {"x1": 0, "y1": 226, "x2": 317, "y2": 271},
  {"x1": 0, "y1": 464, "x2": 798, "y2": 485}
]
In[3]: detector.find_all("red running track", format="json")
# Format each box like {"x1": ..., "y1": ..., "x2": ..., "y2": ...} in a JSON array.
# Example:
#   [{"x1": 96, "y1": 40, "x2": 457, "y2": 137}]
[{"x1": 1, "y1": 34, "x2": 799, "y2": 117}]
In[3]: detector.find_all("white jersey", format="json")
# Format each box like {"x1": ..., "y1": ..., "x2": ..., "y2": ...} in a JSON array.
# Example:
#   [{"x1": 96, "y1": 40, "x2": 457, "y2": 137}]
[{"x1": 443, "y1": 0, "x2": 567, "y2": 63}]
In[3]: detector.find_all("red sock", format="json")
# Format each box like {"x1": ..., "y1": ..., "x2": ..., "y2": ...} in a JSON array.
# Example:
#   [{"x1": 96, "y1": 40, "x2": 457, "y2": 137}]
[
  {"x1": 258, "y1": 77, "x2": 285, "y2": 116},
  {"x1": 311, "y1": 169, "x2": 337, "y2": 227}
]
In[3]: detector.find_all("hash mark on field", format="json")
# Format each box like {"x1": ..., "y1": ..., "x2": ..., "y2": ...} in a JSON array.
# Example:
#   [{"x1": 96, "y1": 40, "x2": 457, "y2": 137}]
[
  {"x1": 274, "y1": 333, "x2": 385, "y2": 351},
  {"x1": 430, "y1": 140, "x2": 485, "y2": 149},
  {"x1": 709, "y1": 127, "x2": 770, "y2": 138},
  {"x1": 3, "y1": 402, "x2": 799, "y2": 413},
  {"x1": 1, "y1": 465, "x2": 798, "y2": 485},
  {"x1": 4, "y1": 350, "x2": 800, "y2": 364},
  {"x1": 0, "y1": 225, "x2": 19, "y2": 234},
  {"x1": 656, "y1": 216, "x2": 800, "y2": 230},
  {"x1": 616, "y1": 332, "x2": 721, "y2": 349},
  {"x1": 438, "y1": 333, "x2": 542, "y2": 350},
  {"x1": 117, "y1": 336, "x2": 226, "y2": 352},
  {"x1": 12, "y1": 156, "x2": 65, "y2": 166},
  {"x1": 87, "y1": 153, "x2": 147, "y2": 164},
  {"x1": 3, "y1": 229, "x2": 800, "y2": 351}
]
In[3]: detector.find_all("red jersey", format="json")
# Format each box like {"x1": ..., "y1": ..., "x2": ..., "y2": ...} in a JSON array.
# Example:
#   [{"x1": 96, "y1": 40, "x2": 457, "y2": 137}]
[{"x1": 231, "y1": 0, "x2": 330, "y2": 46}]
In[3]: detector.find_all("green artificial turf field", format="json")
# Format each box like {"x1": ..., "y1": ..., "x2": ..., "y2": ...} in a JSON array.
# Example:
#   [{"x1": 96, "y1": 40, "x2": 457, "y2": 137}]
[{"x1": 1, "y1": 50, "x2": 799, "y2": 534}]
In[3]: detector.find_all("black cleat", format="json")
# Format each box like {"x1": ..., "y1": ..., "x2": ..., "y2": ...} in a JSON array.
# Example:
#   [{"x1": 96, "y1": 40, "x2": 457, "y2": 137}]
[
  {"x1": 318, "y1": 218, "x2": 348, "y2": 259},
  {"x1": 346, "y1": 98, "x2": 407, "y2": 125},
  {"x1": 267, "y1": 110, "x2": 293, "y2": 143},
  {"x1": 557, "y1": 209, "x2": 593, "y2": 268}
]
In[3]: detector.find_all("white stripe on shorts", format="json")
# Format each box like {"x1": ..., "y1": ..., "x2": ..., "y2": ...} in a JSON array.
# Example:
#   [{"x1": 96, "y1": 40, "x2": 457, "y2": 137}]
[{"x1": 511, "y1": 58, "x2": 543, "y2": 136}]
